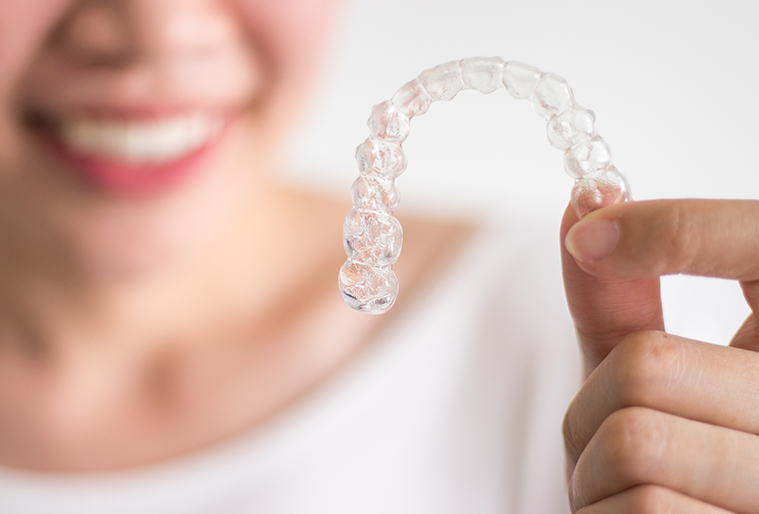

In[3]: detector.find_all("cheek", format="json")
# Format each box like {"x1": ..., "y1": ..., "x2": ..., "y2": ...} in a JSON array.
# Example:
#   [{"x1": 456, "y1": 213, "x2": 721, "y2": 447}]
[
  {"x1": 0, "y1": 1, "x2": 70, "y2": 99},
  {"x1": 235, "y1": 0, "x2": 341, "y2": 79},
  {"x1": 234, "y1": 0, "x2": 341, "y2": 138},
  {"x1": 0, "y1": 1, "x2": 71, "y2": 170}
]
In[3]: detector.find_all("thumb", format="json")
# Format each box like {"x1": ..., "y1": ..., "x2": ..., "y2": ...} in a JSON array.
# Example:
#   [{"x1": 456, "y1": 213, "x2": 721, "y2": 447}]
[{"x1": 560, "y1": 204, "x2": 664, "y2": 377}]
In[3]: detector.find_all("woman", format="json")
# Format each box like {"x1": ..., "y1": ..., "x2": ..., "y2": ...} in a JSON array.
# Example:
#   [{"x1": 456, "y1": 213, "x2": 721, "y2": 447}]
[
  {"x1": 0, "y1": 1, "x2": 757, "y2": 513},
  {"x1": 0, "y1": 1, "x2": 575, "y2": 512}
]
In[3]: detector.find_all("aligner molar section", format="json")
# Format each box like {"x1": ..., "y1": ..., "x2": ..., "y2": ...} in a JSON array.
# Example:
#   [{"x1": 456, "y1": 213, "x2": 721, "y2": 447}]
[
  {"x1": 563, "y1": 135, "x2": 612, "y2": 179},
  {"x1": 339, "y1": 261, "x2": 399, "y2": 314},
  {"x1": 351, "y1": 175, "x2": 400, "y2": 213},
  {"x1": 343, "y1": 209, "x2": 403, "y2": 267},
  {"x1": 571, "y1": 166, "x2": 632, "y2": 218}
]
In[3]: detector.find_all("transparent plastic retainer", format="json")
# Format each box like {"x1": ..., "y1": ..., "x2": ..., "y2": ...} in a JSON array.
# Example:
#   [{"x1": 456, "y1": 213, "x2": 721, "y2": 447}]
[{"x1": 340, "y1": 57, "x2": 632, "y2": 314}]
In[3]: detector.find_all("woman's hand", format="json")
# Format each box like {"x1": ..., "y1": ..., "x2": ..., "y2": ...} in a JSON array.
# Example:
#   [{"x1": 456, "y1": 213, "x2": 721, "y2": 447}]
[{"x1": 561, "y1": 199, "x2": 759, "y2": 513}]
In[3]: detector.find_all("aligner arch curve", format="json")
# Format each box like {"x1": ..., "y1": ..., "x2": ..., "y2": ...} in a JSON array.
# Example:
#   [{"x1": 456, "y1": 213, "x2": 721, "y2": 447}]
[{"x1": 340, "y1": 57, "x2": 631, "y2": 314}]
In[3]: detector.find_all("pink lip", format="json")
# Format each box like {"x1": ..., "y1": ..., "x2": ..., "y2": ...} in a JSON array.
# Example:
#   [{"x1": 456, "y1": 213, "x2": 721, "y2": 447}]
[{"x1": 34, "y1": 113, "x2": 228, "y2": 195}]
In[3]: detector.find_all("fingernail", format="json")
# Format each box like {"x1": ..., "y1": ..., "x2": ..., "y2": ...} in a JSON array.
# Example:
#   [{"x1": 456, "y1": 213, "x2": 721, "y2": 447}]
[{"x1": 565, "y1": 219, "x2": 619, "y2": 262}]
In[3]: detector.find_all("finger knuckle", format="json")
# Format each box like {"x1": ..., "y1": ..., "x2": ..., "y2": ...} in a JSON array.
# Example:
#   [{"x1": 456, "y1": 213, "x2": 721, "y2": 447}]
[
  {"x1": 597, "y1": 407, "x2": 670, "y2": 484},
  {"x1": 611, "y1": 331, "x2": 686, "y2": 406}
]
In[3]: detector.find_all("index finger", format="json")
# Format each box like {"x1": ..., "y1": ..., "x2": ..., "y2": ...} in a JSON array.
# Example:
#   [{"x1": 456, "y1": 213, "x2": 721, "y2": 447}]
[
  {"x1": 560, "y1": 204, "x2": 663, "y2": 375},
  {"x1": 562, "y1": 199, "x2": 759, "y2": 374}
]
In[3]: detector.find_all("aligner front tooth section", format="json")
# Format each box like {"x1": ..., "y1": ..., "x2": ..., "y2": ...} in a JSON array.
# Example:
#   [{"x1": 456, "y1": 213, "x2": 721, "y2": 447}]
[
  {"x1": 355, "y1": 138, "x2": 408, "y2": 179},
  {"x1": 546, "y1": 105, "x2": 596, "y2": 150},
  {"x1": 343, "y1": 209, "x2": 403, "y2": 267},
  {"x1": 392, "y1": 79, "x2": 433, "y2": 118},
  {"x1": 419, "y1": 60, "x2": 465, "y2": 101},
  {"x1": 571, "y1": 165, "x2": 632, "y2": 218},
  {"x1": 460, "y1": 57, "x2": 505, "y2": 94},
  {"x1": 339, "y1": 260, "x2": 399, "y2": 314},
  {"x1": 502, "y1": 61, "x2": 542, "y2": 99},
  {"x1": 342, "y1": 57, "x2": 634, "y2": 313},
  {"x1": 532, "y1": 72, "x2": 575, "y2": 120},
  {"x1": 563, "y1": 135, "x2": 612, "y2": 179},
  {"x1": 351, "y1": 175, "x2": 400, "y2": 213},
  {"x1": 368, "y1": 101, "x2": 411, "y2": 142}
]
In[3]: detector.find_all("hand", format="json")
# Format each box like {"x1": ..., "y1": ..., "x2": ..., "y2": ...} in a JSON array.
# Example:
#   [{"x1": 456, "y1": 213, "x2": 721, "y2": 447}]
[{"x1": 561, "y1": 199, "x2": 759, "y2": 513}]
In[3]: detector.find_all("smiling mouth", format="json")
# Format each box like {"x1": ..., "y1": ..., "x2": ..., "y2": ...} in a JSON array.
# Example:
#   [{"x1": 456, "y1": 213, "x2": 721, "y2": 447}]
[
  {"x1": 57, "y1": 112, "x2": 225, "y2": 165},
  {"x1": 28, "y1": 110, "x2": 228, "y2": 193}
]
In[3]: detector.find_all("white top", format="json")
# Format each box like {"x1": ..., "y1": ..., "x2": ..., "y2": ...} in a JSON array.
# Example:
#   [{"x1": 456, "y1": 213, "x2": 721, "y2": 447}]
[{"x1": 0, "y1": 221, "x2": 579, "y2": 513}]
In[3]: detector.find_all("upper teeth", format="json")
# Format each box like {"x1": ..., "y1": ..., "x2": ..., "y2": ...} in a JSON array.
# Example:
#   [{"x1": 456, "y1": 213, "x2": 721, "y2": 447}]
[{"x1": 58, "y1": 112, "x2": 224, "y2": 165}]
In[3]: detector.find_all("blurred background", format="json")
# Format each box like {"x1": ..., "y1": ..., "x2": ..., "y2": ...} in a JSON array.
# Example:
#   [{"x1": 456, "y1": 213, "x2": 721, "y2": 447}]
[{"x1": 282, "y1": 0, "x2": 759, "y2": 346}]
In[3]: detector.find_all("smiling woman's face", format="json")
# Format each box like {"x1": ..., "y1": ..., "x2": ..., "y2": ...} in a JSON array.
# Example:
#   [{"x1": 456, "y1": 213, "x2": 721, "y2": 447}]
[{"x1": 0, "y1": 0, "x2": 340, "y2": 277}]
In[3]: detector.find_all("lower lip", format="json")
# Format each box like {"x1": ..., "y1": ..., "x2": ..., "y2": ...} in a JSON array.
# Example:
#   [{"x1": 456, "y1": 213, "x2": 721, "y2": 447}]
[{"x1": 41, "y1": 125, "x2": 227, "y2": 195}]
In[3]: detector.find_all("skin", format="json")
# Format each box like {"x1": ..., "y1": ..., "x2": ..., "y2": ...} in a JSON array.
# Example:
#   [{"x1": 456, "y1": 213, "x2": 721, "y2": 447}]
[
  {"x1": 0, "y1": 0, "x2": 469, "y2": 472},
  {"x1": 562, "y1": 199, "x2": 759, "y2": 513}
]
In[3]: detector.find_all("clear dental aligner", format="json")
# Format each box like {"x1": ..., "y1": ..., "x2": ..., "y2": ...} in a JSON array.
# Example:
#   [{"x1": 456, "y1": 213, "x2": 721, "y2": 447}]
[{"x1": 340, "y1": 57, "x2": 632, "y2": 314}]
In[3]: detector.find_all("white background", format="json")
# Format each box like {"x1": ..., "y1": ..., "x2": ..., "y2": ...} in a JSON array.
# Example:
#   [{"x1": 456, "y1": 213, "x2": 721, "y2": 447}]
[{"x1": 283, "y1": 0, "x2": 759, "y2": 346}]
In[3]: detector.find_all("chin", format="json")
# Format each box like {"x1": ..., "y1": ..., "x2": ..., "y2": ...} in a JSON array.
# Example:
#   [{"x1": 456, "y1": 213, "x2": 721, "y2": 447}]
[
  {"x1": 72, "y1": 225, "x2": 191, "y2": 280},
  {"x1": 67, "y1": 177, "x2": 243, "y2": 281}
]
